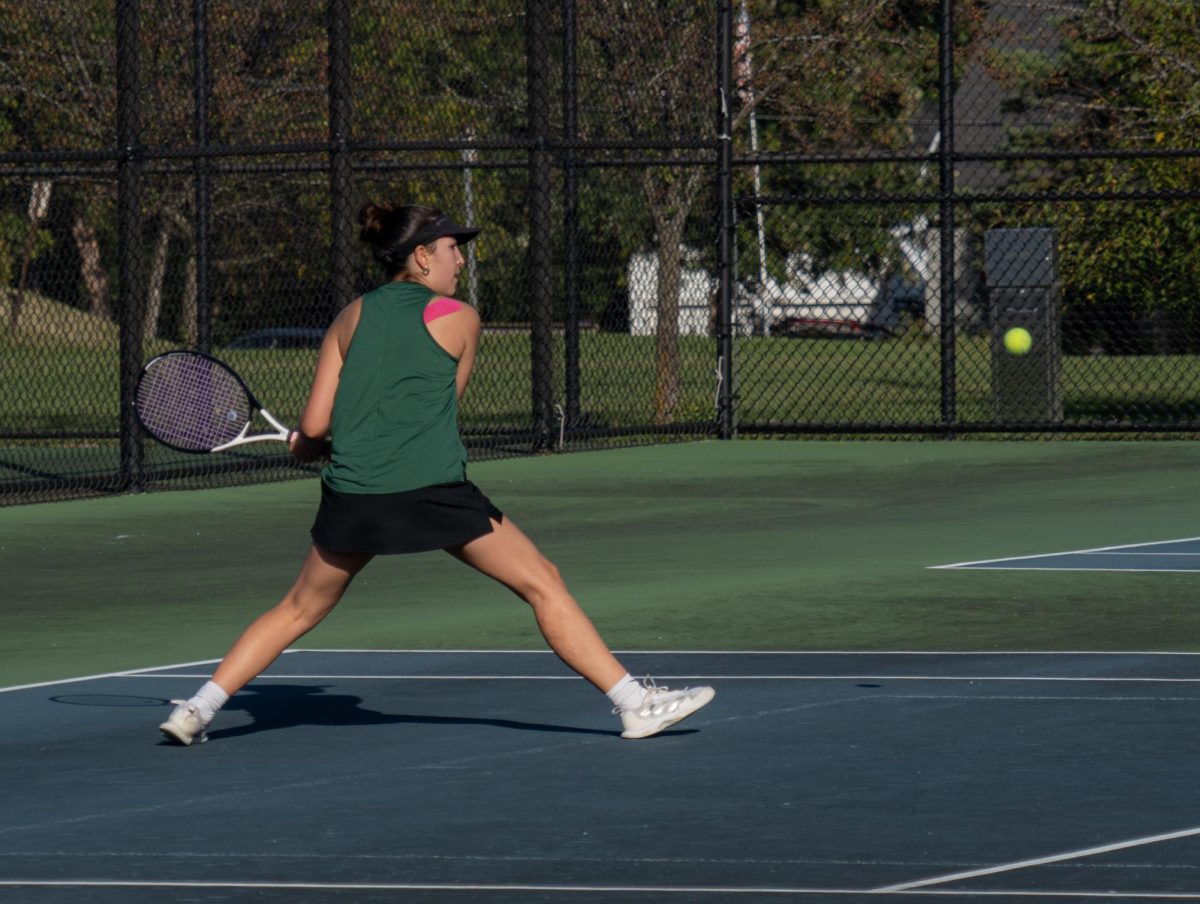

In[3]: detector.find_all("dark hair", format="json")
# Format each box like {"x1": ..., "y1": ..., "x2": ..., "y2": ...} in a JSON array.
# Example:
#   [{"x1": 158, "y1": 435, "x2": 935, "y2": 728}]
[{"x1": 358, "y1": 202, "x2": 443, "y2": 277}]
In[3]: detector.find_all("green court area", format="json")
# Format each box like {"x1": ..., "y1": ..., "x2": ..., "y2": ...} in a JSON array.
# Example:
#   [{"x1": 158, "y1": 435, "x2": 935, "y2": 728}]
[{"x1": 2, "y1": 439, "x2": 1198, "y2": 687}]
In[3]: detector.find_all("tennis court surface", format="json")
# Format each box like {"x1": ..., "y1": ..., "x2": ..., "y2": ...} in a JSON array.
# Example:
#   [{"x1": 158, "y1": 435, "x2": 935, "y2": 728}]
[
  {"x1": 935, "y1": 537, "x2": 1200, "y2": 572},
  {"x1": 3, "y1": 648, "x2": 1200, "y2": 902},
  {"x1": 4, "y1": 440, "x2": 1200, "y2": 901}
]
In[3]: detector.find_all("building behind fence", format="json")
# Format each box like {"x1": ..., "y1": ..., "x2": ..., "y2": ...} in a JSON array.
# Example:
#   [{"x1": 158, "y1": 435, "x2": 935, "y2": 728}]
[{"x1": 2, "y1": 1, "x2": 1198, "y2": 505}]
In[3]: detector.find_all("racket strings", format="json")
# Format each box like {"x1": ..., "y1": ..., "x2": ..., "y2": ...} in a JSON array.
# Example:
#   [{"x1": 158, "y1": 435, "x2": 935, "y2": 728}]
[{"x1": 136, "y1": 355, "x2": 252, "y2": 452}]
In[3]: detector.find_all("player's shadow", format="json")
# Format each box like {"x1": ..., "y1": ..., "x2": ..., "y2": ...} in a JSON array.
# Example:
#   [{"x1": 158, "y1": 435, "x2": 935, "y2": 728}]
[{"x1": 189, "y1": 684, "x2": 693, "y2": 742}]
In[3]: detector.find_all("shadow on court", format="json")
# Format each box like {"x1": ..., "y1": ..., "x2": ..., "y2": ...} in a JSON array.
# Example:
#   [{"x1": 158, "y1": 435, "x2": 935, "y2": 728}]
[{"x1": 195, "y1": 683, "x2": 626, "y2": 741}]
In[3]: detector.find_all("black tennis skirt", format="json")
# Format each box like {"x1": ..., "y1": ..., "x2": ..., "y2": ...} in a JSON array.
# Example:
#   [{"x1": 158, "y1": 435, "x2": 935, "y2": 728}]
[{"x1": 310, "y1": 480, "x2": 504, "y2": 555}]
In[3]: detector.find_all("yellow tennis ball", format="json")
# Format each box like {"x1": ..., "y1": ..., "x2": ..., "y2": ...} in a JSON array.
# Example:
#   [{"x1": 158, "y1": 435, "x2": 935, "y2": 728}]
[{"x1": 1003, "y1": 327, "x2": 1032, "y2": 355}]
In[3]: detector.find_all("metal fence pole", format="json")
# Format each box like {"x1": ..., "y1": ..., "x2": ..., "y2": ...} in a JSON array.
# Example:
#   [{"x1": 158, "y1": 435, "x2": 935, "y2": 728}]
[
  {"x1": 192, "y1": 0, "x2": 211, "y2": 352},
  {"x1": 938, "y1": 0, "x2": 957, "y2": 436},
  {"x1": 562, "y1": 0, "x2": 581, "y2": 425},
  {"x1": 716, "y1": 0, "x2": 736, "y2": 439},
  {"x1": 117, "y1": 0, "x2": 145, "y2": 491},
  {"x1": 527, "y1": 0, "x2": 554, "y2": 451},
  {"x1": 328, "y1": 0, "x2": 354, "y2": 317}
]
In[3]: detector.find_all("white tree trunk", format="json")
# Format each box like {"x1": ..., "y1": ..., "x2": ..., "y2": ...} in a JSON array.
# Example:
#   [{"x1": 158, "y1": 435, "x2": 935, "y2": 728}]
[
  {"x1": 71, "y1": 216, "x2": 110, "y2": 318},
  {"x1": 654, "y1": 216, "x2": 685, "y2": 423},
  {"x1": 143, "y1": 220, "x2": 171, "y2": 343}
]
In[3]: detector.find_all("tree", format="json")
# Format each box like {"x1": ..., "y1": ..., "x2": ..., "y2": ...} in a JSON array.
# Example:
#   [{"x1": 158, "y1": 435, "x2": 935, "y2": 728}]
[
  {"x1": 0, "y1": 1, "x2": 115, "y2": 323},
  {"x1": 988, "y1": 0, "x2": 1200, "y2": 353},
  {"x1": 578, "y1": 0, "x2": 989, "y2": 422},
  {"x1": 0, "y1": 1, "x2": 331, "y2": 342},
  {"x1": 576, "y1": 3, "x2": 714, "y2": 422},
  {"x1": 350, "y1": 1, "x2": 530, "y2": 320}
]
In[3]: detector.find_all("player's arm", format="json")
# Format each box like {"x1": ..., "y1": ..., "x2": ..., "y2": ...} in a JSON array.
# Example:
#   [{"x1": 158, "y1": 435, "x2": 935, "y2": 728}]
[
  {"x1": 291, "y1": 298, "x2": 361, "y2": 461},
  {"x1": 425, "y1": 299, "x2": 482, "y2": 399},
  {"x1": 453, "y1": 306, "x2": 481, "y2": 400}
]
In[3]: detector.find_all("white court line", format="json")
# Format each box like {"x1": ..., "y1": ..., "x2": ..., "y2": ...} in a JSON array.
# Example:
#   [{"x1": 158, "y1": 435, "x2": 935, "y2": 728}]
[
  {"x1": 1105, "y1": 552, "x2": 1200, "y2": 557},
  {"x1": 7, "y1": 650, "x2": 1200, "y2": 695},
  {"x1": 293, "y1": 649, "x2": 1200, "y2": 656},
  {"x1": 121, "y1": 673, "x2": 586, "y2": 681},
  {"x1": 930, "y1": 536, "x2": 1200, "y2": 570},
  {"x1": 886, "y1": 694, "x2": 1200, "y2": 703},
  {"x1": 933, "y1": 566, "x2": 1200, "y2": 574},
  {"x1": 4, "y1": 879, "x2": 1200, "y2": 899},
  {"x1": 875, "y1": 825, "x2": 1200, "y2": 893},
  {"x1": 0, "y1": 658, "x2": 221, "y2": 694},
  {"x1": 0, "y1": 880, "x2": 859, "y2": 895},
  {"x1": 940, "y1": 566, "x2": 1200, "y2": 573},
  {"x1": 115, "y1": 674, "x2": 1200, "y2": 683}
]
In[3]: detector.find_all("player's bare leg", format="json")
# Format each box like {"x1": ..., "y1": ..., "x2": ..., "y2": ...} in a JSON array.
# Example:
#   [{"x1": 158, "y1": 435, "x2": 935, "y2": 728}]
[
  {"x1": 211, "y1": 545, "x2": 372, "y2": 694},
  {"x1": 159, "y1": 545, "x2": 370, "y2": 745},
  {"x1": 448, "y1": 517, "x2": 627, "y2": 692},
  {"x1": 449, "y1": 517, "x2": 714, "y2": 738}
]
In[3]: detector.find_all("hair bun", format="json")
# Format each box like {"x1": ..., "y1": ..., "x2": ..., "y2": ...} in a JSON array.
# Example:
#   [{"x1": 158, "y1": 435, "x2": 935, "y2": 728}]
[{"x1": 357, "y1": 202, "x2": 388, "y2": 237}]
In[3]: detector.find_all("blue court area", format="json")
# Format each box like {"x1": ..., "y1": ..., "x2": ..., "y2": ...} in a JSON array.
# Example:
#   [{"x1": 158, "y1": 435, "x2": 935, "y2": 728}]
[
  {"x1": 933, "y1": 537, "x2": 1200, "y2": 573},
  {"x1": 3, "y1": 650, "x2": 1200, "y2": 903}
]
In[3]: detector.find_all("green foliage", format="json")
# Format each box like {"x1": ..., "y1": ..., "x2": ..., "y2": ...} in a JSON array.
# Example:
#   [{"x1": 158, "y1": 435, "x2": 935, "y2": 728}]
[
  {"x1": 735, "y1": 0, "x2": 990, "y2": 280},
  {"x1": 0, "y1": 0, "x2": 339, "y2": 333},
  {"x1": 3, "y1": 0, "x2": 1192, "y2": 359},
  {"x1": 989, "y1": 0, "x2": 1200, "y2": 353}
]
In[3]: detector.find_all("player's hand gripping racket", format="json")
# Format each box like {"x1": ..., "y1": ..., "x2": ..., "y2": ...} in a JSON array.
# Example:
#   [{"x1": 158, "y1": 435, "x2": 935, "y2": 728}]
[{"x1": 134, "y1": 350, "x2": 294, "y2": 453}]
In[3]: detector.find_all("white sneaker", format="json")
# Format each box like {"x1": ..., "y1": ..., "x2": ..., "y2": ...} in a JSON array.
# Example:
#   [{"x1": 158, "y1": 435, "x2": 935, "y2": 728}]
[
  {"x1": 618, "y1": 682, "x2": 715, "y2": 739},
  {"x1": 159, "y1": 700, "x2": 210, "y2": 746}
]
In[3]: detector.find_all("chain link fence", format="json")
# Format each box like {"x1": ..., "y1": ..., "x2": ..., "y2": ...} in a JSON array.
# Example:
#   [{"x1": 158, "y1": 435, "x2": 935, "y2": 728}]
[
  {"x1": 732, "y1": 0, "x2": 1200, "y2": 436},
  {"x1": 2, "y1": 1, "x2": 1198, "y2": 505}
]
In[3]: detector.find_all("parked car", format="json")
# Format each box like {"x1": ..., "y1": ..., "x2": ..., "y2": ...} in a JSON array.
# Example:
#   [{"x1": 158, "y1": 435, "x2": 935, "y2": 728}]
[
  {"x1": 769, "y1": 317, "x2": 893, "y2": 340},
  {"x1": 226, "y1": 327, "x2": 325, "y2": 349}
]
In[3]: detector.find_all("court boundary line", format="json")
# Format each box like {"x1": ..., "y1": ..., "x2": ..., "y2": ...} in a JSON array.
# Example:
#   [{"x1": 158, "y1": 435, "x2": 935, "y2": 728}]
[
  {"x1": 1106, "y1": 552, "x2": 1200, "y2": 557},
  {"x1": 114, "y1": 674, "x2": 1200, "y2": 684},
  {"x1": 1, "y1": 880, "x2": 857, "y2": 894},
  {"x1": 3, "y1": 879, "x2": 1200, "y2": 899},
  {"x1": 0, "y1": 658, "x2": 221, "y2": 695},
  {"x1": 293, "y1": 649, "x2": 1200, "y2": 656},
  {"x1": 6, "y1": 650, "x2": 1200, "y2": 695},
  {"x1": 930, "y1": 536, "x2": 1200, "y2": 571},
  {"x1": 932, "y1": 566, "x2": 1200, "y2": 574},
  {"x1": 875, "y1": 825, "x2": 1200, "y2": 893}
]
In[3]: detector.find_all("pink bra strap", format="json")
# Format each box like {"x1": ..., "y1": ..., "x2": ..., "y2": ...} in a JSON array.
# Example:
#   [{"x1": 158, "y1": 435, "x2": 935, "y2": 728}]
[{"x1": 423, "y1": 297, "x2": 464, "y2": 324}]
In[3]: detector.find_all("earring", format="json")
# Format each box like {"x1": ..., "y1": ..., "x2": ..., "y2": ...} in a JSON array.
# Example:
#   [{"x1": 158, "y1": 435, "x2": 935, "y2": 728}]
[{"x1": 420, "y1": 266, "x2": 430, "y2": 276}]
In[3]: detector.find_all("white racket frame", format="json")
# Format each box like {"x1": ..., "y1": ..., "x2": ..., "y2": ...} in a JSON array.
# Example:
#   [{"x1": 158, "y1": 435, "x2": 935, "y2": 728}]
[{"x1": 211, "y1": 406, "x2": 293, "y2": 452}]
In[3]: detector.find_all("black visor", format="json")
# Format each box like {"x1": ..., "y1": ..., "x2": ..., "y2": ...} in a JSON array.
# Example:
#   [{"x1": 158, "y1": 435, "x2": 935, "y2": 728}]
[{"x1": 395, "y1": 216, "x2": 480, "y2": 260}]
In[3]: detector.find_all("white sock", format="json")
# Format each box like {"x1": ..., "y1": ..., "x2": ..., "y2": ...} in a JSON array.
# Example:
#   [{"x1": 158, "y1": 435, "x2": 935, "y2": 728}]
[
  {"x1": 605, "y1": 673, "x2": 647, "y2": 712},
  {"x1": 188, "y1": 680, "x2": 229, "y2": 723}
]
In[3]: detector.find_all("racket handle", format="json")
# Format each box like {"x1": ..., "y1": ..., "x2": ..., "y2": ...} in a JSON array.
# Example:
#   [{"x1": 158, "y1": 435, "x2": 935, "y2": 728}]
[{"x1": 288, "y1": 430, "x2": 333, "y2": 463}]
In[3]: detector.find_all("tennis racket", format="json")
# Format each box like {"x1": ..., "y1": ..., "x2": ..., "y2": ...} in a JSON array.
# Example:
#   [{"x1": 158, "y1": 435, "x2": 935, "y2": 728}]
[{"x1": 134, "y1": 349, "x2": 295, "y2": 454}]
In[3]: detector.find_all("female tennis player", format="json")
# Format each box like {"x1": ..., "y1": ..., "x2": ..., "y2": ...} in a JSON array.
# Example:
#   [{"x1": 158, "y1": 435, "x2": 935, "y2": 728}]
[{"x1": 159, "y1": 201, "x2": 714, "y2": 745}]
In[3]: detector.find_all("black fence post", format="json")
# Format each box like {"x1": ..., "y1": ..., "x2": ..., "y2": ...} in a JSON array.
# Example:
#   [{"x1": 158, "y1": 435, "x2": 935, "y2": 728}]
[
  {"x1": 117, "y1": 0, "x2": 145, "y2": 492},
  {"x1": 328, "y1": 0, "x2": 354, "y2": 317},
  {"x1": 938, "y1": 0, "x2": 957, "y2": 437},
  {"x1": 192, "y1": 0, "x2": 211, "y2": 352},
  {"x1": 527, "y1": 0, "x2": 554, "y2": 451},
  {"x1": 716, "y1": 0, "x2": 736, "y2": 439},
  {"x1": 562, "y1": 0, "x2": 580, "y2": 427}
]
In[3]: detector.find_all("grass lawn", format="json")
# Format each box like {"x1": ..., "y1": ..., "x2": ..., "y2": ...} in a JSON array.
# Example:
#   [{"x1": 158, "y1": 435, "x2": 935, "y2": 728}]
[{"x1": 3, "y1": 292, "x2": 1200, "y2": 441}]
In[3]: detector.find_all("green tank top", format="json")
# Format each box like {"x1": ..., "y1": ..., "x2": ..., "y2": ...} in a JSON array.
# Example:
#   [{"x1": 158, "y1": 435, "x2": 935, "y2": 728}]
[{"x1": 322, "y1": 282, "x2": 467, "y2": 493}]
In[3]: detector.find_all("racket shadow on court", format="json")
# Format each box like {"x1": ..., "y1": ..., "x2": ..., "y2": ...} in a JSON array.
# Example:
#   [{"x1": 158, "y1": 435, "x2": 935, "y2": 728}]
[{"x1": 171, "y1": 685, "x2": 697, "y2": 742}]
